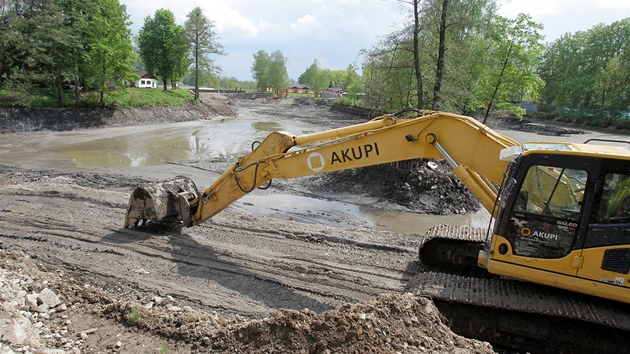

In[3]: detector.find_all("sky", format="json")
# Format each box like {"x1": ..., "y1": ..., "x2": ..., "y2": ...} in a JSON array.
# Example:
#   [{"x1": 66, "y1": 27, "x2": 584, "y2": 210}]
[{"x1": 119, "y1": 0, "x2": 630, "y2": 82}]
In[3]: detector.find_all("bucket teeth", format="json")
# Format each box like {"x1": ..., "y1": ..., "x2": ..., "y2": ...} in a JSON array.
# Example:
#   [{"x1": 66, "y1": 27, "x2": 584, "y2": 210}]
[{"x1": 124, "y1": 176, "x2": 199, "y2": 228}]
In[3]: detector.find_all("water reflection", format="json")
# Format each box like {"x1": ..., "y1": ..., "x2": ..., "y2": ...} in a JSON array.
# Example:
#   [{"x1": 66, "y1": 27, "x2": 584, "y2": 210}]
[{"x1": 1, "y1": 120, "x2": 303, "y2": 169}]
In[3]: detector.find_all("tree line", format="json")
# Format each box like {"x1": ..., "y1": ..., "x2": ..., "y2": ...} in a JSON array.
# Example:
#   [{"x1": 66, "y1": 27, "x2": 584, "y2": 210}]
[
  {"x1": 1, "y1": 0, "x2": 628, "y2": 120},
  {"x1": 251, "y1": 0, "x2": 628, "y2": 121},
  {"x1": 0, "y1": 0, "x2": 223, "y2": 107}
]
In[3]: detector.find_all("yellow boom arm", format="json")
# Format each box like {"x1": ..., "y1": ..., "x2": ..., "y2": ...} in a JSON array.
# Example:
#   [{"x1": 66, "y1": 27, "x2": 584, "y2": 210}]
[{"x1": 190, "y1": 111, "x2": 518, "y2": 226}]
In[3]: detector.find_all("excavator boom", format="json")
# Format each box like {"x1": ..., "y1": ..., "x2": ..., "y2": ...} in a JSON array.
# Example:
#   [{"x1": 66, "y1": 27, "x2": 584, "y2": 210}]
[{"x1": 124, "y1": 110, "x2": 517, "y2": 228}]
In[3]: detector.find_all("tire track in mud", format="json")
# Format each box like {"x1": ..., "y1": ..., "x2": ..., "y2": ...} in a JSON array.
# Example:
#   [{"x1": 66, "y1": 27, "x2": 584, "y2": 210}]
[{"x1": 0, "y1": 182, "x2": 421, "y2": 319}]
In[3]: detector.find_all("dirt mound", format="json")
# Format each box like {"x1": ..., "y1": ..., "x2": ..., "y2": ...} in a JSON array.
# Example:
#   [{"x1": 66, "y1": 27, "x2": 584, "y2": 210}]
[
  {"x1": 0, "y1": 248, "x2": 492, "y2": 353},
  {"x1": 308, "y1": 159, "x2": 480, "y2": 215},
  {"x1": 208, "y1": 294, "x2": 493, "y2": 354}
]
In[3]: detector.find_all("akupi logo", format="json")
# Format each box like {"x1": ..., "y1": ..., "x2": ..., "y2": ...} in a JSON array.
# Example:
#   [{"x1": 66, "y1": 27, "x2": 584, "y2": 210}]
[{"x1": 307, "y1": 152, "x2": 325, "y2": 172}]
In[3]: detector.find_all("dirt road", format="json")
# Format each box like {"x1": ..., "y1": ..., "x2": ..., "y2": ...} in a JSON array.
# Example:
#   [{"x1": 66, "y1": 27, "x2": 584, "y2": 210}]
[{"x1": 0, "y1": 95, "x2": 627, "y2": 353}]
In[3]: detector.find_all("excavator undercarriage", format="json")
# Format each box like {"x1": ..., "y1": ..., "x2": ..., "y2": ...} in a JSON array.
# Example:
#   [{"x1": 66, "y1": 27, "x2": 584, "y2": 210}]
[{"x1": 415, "y1": 225, "x2": 630, "y2": 353}]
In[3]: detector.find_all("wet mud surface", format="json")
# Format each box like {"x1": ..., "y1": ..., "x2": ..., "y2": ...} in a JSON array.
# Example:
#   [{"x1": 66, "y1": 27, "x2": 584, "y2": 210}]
[{"x1": 0, "y1": 95, "x2": 628, "y2": 353}]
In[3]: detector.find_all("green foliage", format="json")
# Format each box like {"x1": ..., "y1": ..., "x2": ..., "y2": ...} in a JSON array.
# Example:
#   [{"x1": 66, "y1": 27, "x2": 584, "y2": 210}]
[
  {"x1": 251, "y1": 50, "x2": 289, "y2": 92},
  {"x1": 218, "y1": 76, "x2": 256, "y2": 91},
  {"x1": 83, "y1": 0, "x2": 137, "y2": 107},
  {"x1": 137, "y1": 9, "x2": 190, "y2": 90},
  {"x1": 127, "y1": 307, "x2": 143, "y2": 326},
  {"x1": 0, "y1": 86, "x2": 74, "y2": 108},
  {"x1": 362, "y1": 0, "x2": 501, "y2": 111},
  {"x1": 478, "y1": 13, "x2": 545, "y2": 122},
  {"x1": 0, "y1": 0, "x2": 138, "y2": 108},
  {"x1": 185, "y1": 6, "x2": 224, "y2": 99},
  {"x1": 362, "y1": 35, "x2": 418, "y2": 109},
  {"x1": 494, "y1": 102, "x2": 526, "y2": 119},
  {"x1": 300, "y1": 59, "x2": 330, "y2": 94},
  {"x1": 68, "y1": 88, "x2": 194, "y2": 108},
  {"x1": 539, "y1": 19, "x2": 629, "y2": 115}
]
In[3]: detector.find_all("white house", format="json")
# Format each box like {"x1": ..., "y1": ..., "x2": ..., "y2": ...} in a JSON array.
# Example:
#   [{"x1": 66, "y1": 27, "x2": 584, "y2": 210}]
[{"x1": 133, "y1": 70, "x2": 158, "y2": 88}]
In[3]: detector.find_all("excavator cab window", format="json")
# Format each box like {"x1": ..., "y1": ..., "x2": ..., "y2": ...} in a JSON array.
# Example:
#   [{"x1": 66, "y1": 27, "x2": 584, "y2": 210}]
[{"x1": 505, "y1": 164, "x2": 587, "y2": 259}]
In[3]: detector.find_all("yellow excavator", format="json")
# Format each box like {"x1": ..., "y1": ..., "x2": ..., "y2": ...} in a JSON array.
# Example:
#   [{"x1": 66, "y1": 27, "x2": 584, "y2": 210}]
[{"x1": 125, "y1": 109, "x2": 630, "y2": 350}]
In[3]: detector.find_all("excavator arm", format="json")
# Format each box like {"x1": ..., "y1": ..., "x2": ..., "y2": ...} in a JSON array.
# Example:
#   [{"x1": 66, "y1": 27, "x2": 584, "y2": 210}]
[{"x1": 124, "y1": 110, "x2": 518, "y2": 228}]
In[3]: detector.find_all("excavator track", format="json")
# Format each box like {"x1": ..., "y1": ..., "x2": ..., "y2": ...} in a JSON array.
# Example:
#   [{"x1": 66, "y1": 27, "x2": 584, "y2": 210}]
[{"x1": 412, "y1": 225, "x2": 630, "y2": 353}]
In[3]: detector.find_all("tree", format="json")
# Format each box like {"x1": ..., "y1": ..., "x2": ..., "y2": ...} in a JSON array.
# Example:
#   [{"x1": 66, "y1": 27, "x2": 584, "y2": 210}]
[
  {"x1": 137, "y1": 9, "x2": 189, "y2": 90},
  {"x1": 83, "y1": 0, "x2": 136, "y2": 106},
  {"x1": 431, "y1": 0, "x2": 448, "y2": 109},
  {"x1": 2, "y1": 0, "x2": 82, "y2": 107},
  {"x1": 394, "y1": 0, "x2": 424, "y2": 109},
  {"x1": 363, "y1": 0, "x2": 497, "y2": 111},
  {"x1": 251, "y1": 50, "x2": 271, "y2": 92},
  {"x1": 342, "y1": 63, "x2": 362, "y2": 104},
  {"x1": 251, "y1": 49, "x2": 288, "y2": 93},
  {"x1": 539, "y1": 19, "x2": 629, "y2": 117},
  {"x1": 184, "y1": 6, "x2": 224, "y2": 100},
  {"x1": 300, "y1": 59, "x2": 330, "y2": 95},
  {"x1": 268, "y1": 50, "x2": 289, "y2": 93},
  {"x1": 362, "y1": 36, "x2": 417, "y2": 109},
  {"x1": 479, "y1": 14, "x2": 544, "y2": 122}
]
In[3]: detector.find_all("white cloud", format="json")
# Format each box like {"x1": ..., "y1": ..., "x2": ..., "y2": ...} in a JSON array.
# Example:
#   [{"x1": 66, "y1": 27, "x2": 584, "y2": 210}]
[
  {"x1": 290, "y1": 14, "x2": 319, "y2": 33},
  {"x1": 202, "y1": 3, "x2": 259, "y2": 38},
  {"x1": 498, "y1": 0, "x2": 629, "y2": 18}
]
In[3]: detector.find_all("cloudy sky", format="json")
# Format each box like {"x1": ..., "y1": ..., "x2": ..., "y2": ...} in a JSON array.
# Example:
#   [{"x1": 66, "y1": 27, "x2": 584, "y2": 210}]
[{"x1": 119, "y1": 0, "x2": 629, "y2": 81}]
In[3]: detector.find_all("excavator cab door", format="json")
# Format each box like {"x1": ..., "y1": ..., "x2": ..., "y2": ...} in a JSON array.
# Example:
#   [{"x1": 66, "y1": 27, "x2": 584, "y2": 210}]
[{"x1": 493, "y1": 153, "x2": 594, "y2": 277}]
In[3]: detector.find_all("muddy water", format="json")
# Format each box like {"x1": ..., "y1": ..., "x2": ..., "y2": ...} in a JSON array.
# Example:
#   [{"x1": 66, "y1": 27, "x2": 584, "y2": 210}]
[
  {"x1": 0, "y1": 120, "x2": 304, "y2": 169},
  {"x1": 0, "y1": 114, "x2": 491, "y2": 235}
]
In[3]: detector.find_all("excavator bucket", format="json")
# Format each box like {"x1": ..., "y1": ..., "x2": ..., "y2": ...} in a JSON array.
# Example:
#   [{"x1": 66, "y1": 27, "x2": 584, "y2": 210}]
[{"x1": 124, "y1": 176, "x2": 199, "y2": 228}]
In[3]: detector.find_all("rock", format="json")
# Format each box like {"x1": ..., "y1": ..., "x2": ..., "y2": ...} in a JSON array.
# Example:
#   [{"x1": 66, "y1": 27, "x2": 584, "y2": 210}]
[
  {"x1": 2, "y1": 319, "x2": 26, "y2": 345},
  {"x1": 24, "y1": 294, "x2": 38, "y2": 308},
  {"x1": 38, "y1": 288, "x2": 61, "y2": 308}
]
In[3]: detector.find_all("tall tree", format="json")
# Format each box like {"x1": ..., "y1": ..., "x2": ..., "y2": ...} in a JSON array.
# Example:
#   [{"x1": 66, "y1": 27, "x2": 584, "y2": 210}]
[
  {"x1": 431, "y1": 0, "x2": 448, "y2": 109},
  {"x1": 362, "y1": 37, "x2": 417, "y2": 109},
  {"x1": 412, "y1": 0, "x2": 424, "y2": 108},
  {"x1": 300, "y1": 59, "x2": 330, "y2": 95},
  {"x1": 480, "y1": 13, "x2": 544, "y2": 122},
  {"x1": 268, "y1": 50, "x2": 289, "y2": 93},
  {"x1": 137, "y1": 9, "x2": 188, "y2": 90},
  {"x1": 2, "y1": 0, "x2": 81, "y2": 107},
  {"x1": 184, "y1": 6, "x2": 224, "y2": 100},
  {"x1": 251, "y1": 50, "x2": 271, "y2": 92},
  {"x1": 83, "y1": 0, "x2": 136, "y2": 106},
  {"x1": 251, "y1": 49, "x2": 288, "y2": 93},
  {"x1": 342, "y1": 63, "x2": 362, "y2": 104},
  {"x1": 368, "y1": 0, "x2": 497, "y2": 111}
]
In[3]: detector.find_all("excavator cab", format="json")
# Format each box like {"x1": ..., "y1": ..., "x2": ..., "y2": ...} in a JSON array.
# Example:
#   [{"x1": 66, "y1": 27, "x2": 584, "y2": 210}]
[{"x1": 482, "y1": 145, "x2": 630, "y2": 303}]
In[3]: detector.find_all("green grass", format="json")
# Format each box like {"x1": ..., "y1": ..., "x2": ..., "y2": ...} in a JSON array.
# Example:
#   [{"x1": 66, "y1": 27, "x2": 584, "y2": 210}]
[
  {"x1": 83, "y1": 88, "x2": 195, "y2": 108},
  {"x1": 0, "y1": 87, "x2": 78, "y2": 108},
  {"x1": 0, "y1": 87, "x2": 196, "y2": 108},
  {"x1": 127, "y1": 306, "x2": 143, "y2": 326}
]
